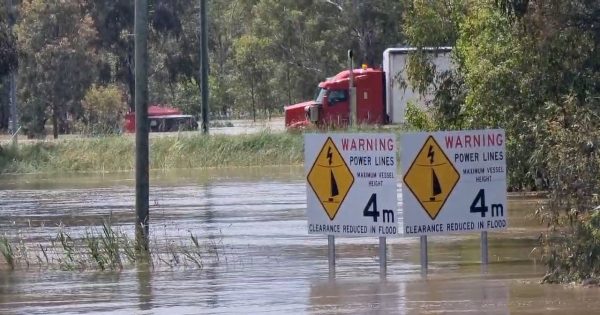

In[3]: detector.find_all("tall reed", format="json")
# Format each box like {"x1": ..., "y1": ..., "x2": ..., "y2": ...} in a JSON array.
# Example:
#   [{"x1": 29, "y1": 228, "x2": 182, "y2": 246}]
[{"x1": 0, "y1": 222, "x2": 225, "y2": 271}]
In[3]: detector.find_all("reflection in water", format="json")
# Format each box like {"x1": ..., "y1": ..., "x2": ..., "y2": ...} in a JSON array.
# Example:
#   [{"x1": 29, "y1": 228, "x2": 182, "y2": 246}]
[
  {"x1": 309, "y1": 279, "x2": 399, "y2": 314},
  {"x1": 401, "y1": 276, "x2": 510, "y2": 315},
  {"x1": 1, "y1": 168, "x2": 600, "y2": 314},
  {"x1": 0, "y1": 271, "x2": 15, "y2": 312},
  {"x1": 137, "y1": 263, "x2": 153, "y2": 311},
  {"x1": 203, "y1": 183, "x2": 219, "y2": 309}
]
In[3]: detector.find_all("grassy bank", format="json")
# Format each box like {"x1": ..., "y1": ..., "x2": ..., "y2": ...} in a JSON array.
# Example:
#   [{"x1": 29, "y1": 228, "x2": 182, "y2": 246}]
[{"x1": 0, "y1": 131, "x2": 304, "y2": 174}]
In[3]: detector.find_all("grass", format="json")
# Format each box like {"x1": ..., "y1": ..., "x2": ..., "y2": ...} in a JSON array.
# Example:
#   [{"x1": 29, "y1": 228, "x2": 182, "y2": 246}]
[
  {"x1": 0, "y1": 219, "x2": 225, "y2": 271},
  {"x1": 0, "y1": 131, "x2": 305, "y2": 174},
  {"x1": 0, "y1": 125, "x2": 408, "y2": 174}
]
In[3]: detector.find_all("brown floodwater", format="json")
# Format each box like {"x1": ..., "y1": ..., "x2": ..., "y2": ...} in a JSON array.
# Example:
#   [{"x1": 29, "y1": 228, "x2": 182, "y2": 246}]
[{"x1": 0, "y1": 167, "x2": 598, "y2": 314}]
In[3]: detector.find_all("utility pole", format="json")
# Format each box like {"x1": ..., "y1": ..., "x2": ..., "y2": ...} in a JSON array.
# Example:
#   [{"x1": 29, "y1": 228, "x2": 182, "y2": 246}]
[
  {"x1": 7, "y1": 0, "x2": 18, "y2": 145},
  {"x1": 200, "y1": 0, "x2": 209, "y2": 134},
  {"x1": 348, "y1": 49, "x2": 356, "y2": 127},
  {"x1": 134, "y1": 0, "x2": 150, "y2": 251}
]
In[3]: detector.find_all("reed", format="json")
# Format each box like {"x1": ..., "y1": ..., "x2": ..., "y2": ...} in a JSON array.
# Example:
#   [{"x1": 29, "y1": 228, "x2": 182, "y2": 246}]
[
  {"x1": 0, "y1": 221, "x2": 225, "y2": 271},
  {"x1": 0, "y1": 236, "x2": 15, "y2": 270}
]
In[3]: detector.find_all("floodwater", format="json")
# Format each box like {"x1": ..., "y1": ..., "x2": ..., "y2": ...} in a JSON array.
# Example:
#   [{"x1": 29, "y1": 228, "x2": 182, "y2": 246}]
[{"x1": 0, "y1": 167, "x2": 599, "y2": 314}]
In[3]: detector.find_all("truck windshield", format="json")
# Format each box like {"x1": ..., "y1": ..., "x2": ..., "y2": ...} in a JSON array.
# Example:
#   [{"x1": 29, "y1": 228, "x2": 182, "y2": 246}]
[{"x1": 314, "y1": 88, "x2": 326, "y2": 104}]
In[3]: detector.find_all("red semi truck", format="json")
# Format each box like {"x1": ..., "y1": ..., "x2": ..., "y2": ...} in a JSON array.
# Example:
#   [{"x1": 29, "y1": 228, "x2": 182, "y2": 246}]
[{"x1": 284, "y1": 47, "x2": 453, "y2": 128}]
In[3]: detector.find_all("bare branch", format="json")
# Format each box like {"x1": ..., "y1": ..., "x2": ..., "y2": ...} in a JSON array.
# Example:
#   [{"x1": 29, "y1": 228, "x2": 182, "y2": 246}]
[{"x1": 323, "y1": 0, "x2": 343, "y2": 12}]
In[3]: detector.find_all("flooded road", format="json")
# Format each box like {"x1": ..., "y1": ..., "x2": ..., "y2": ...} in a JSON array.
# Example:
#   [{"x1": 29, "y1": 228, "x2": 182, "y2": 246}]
[{"x1": 1, "y1": 167, "x2": 599, "y2": 314}]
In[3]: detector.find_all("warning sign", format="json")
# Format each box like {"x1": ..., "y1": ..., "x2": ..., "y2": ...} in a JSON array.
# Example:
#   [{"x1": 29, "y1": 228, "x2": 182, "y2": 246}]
[
  {"x1": 305, "y1": 133, "x2": 398, "y2": 237},
  {"x1": 307, "y1": 137, "x2": 355, "y2": 220},
  {"x1": 401, "y1": 130, "x2": 508, "y2": 236},
  {"x1": 403, "y1": 136, "x2": 460, "y2": 220}
]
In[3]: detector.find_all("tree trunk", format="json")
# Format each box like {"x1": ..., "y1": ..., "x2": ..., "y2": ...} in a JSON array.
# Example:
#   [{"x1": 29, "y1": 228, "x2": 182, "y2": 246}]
[
  {"x1": 127, "y1": 51, "x2": 136, "y2": 112},
  {"x1": 250, "y1": 80, "x2": 256, "y2": 122},
  {"x1": 52, "y1": 104, "x2": 58, "y2": 139},
  {"x1": 286, "y1": 63, "x2": 292, "y2": 106},
  {"x1": 0, "y1": 77, "x2": 8, "y2": 130}
]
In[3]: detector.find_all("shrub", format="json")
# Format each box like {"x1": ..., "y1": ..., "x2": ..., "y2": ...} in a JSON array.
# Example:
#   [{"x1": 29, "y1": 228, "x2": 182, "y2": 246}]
[
  {"x1": 405, "y1": 101, "x2": 436, "y2": 131},
  {"x1": 79, "y1": 84, "x2": 127, "y2": 135},
  {"x1": 536, "y1": 98, "x2": 600, "y2": 284}
]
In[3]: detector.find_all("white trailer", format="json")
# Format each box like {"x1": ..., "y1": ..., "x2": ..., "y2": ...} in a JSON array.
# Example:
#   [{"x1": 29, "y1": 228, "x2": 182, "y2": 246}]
[{"x1": 383, "y1": 47, "x2": 454, "y2": 124}]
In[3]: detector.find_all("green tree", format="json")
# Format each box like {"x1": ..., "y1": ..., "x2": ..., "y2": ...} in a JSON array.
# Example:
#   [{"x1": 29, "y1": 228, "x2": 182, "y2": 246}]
[
  {"x1": 17, "y1": 0, "x2": 99, "y2": 138},
  {"x1": 0, "y1": 0, "x2": 19, "y2": 131},
  {"x1": 0, "y1": 17, "x2": 17, "y2": 77},
  {"x1": 79, "y1": 84, "x2": 127, "y2": 135},
  {"x1": 233, "y1": 34, "x2": 273, "y2": 121},
  {"x1": 404, "y1": 0, "x2": 600, "y2": 283},
  {"x1": 251, "y1": 0, "x2": 342, "y2": 108},
  {"x1": 88, "y1": 0, "x2": 135, "y2": 110},
  {"x1": 401, "y1": 0, "x2": 467, "y2": 128},
  {"x1": 323, "y1": 0, "x2": 406, "y2": 66}
]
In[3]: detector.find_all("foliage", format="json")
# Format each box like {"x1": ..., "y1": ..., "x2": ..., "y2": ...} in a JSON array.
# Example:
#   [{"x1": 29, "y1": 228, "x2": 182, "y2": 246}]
[
  {"x1": 0, "y1": 236, "x2": 15, "y2": 270},
  {"x1": 401, "y1": 0, "x2": 600, "y2": 283},
  {"x1": 535, "y1": 98, "x2": 600, "y2": 284},
  {"x1": 404, "y1": 101, "x2": 435, "y2": 131},
  {"x1": 0, "y1": 16, "x2": 17, "y2": 76},
  {"x1": 233, "y1": 34, "x2": 274, "y2": 121},
  {"x1": 403, "y1": 0, "x2": 465, "y2": 48},
  {"x1": 79, "y1": 84, "x2": 127, "y2": 135},
  {"x1": 456, "y1": 2, "x2": 532, "y2": 186},
  {"x1": 0, "y1": 1, "x2": 18, "y2": 130},
  {"x1": 3, "y1": 0, "x2": 412, "y2": 134},
  {"x1": 16, "y1": 0, "x2": 99, "y2": 138},
  {"x1": 401, "y1": 0, "x2": 468, "y2": 132},
  {"x1": 540, "y1": 208, "x2": 600, "y2": 284}
]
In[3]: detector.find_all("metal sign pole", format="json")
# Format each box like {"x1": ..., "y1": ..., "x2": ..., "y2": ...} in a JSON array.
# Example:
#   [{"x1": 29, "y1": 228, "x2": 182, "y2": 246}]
[
  {"x1": 420, "y1": 235, "x2": 428, "y2": 276},
  {"x1": 379, "y1": 237, "x2": 387, "y2": 277},
  {"x1": 328, "y1": 235, "x2": 336, "y2": 278},
  {"x1": 481, "y1": 231, "x2": 488, "y2": 265}
]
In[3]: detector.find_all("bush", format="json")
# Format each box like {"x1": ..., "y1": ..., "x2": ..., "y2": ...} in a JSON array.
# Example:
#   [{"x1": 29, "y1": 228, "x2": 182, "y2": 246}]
[
  {"x1": 78, "y1": 84, "x2": 127, "y2": 135},
  {"x1": 405, "y1": 102, "x2": 436, "y2": 131},
  {"x1": 536, "y1": 99, "x2": 600, "y2": 284}
]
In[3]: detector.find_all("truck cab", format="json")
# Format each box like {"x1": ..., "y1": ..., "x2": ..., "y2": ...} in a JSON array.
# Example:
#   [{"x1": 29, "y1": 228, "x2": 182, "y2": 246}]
[
  {"x1": 284, "y1": 67, "x2": 386, "y2": 128},
  {"x1": 284, "y1": 47, "x2": 454, "y2": 129}
]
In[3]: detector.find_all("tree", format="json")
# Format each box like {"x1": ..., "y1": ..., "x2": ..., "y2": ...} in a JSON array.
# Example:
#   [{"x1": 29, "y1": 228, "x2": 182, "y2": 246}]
[
  {"x1": 322, "y1": 0, "x2": 406, "y2": 66},
  {"x1": 251, "y1": 0, "x2": 342, "y2": 108},
  {"x1": 0, "y1": 18, "x2": 17, "y2": 77},
  {"x1": 403, "y1": 0, "x2": 600, "y2": 283},
  {"x1": 17, "y1": 0, "x2": 99, "y2": 138},
  {"x1": 0, "y1": 0, "x2": 19, "y2": 131},
  {"x1": 80, "y1": 84, "x2": 127, "y2": 134},
  {"x1": 400, "y1": 0, "x2": 468, "y2": 131},
  {"x1": 88, "y1": 0, "x2": 135, "y2": 110},
  {"x1": 233, "y1": 34, "x2": 273, "y2": 121}
]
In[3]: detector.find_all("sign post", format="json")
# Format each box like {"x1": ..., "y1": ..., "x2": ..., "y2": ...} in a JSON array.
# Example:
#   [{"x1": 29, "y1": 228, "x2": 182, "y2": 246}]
[
  {"x1": 305, "y1": 133, "x2": 398, "y2": 277},
  {"x1": 402, "y1": 129, "x2": 507, "y2": 271}
]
